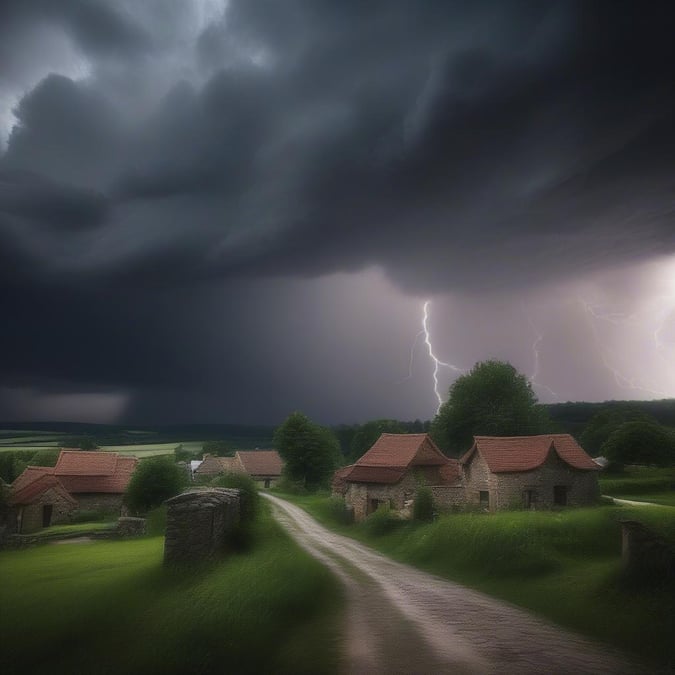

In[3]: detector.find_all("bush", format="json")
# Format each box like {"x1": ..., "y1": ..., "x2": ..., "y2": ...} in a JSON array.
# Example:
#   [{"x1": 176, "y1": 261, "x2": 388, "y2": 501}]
[
  {"x1": 69, "y1": 510, "x2": 107, "y2": 524},
  {"x1": 326, "y1": 496, "x2": 353, "y2": 525},
  {"x1": 211, "y1": 472, "x2": 259, "y2": 522},
  {"x1": 362, "y1": 504, "x2": 405, "y2": 537},
  {"x1": 29, "y1": 450, "x2": 60, "y2": 467},
  {"x1": 125, "y1": 457, "x2": 187, "y2": 514},
  {"x1": 413, "y1": 487, "x2": 435, "y2": 522}
]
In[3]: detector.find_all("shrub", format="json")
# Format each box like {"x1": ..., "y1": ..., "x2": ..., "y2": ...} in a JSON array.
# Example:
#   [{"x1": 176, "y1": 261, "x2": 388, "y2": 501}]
[
  {"x1": 125, "y1": 457, "x2": 187, "y2": 514},
  {"x1": 211, "y1": 472, "x2": 259, "y2": 522},
  {"x1": 29, "y1": 450, "x2": 60, "y2": 467},
  {"x1": 362, "y1": 503, "x2": 405, "y2": 537},
  {"x1": 69, "y1": 510, "x2": 107, "y2": 524},
  {"x1": 326, "y1": 496, "x2": 353, "y2": 525},
  {"x1": 413, "y1": 486, "x2": 435, "y2": 522}
]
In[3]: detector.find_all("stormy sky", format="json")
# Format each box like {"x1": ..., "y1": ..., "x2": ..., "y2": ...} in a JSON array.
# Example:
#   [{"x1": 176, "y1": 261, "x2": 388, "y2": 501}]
[{"x1": 1, "y1": 1, "x2": 674, "y2": 425}]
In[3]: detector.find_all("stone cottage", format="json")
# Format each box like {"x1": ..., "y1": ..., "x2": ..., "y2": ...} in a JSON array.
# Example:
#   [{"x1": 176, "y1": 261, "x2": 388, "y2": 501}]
[
  {"x1": 335, "y1": 432, "x2": 600, "y2": 519},
  {"x1": 459, "y1": 434, "x2": 601, "y2": 511},
  {"x1": 195, "y1": 450, "x2": 284, "y2": 488},
  {"x1": 333, "y1": 434, "x2": 462, "y2": 522},
  {"x1": 9, "y1": 450, "x2": 138, "y2": 532}
]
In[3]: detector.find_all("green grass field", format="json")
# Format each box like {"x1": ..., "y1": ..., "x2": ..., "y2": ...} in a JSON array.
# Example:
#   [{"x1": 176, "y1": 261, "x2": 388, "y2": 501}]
[
  {"x1": 0, "y1": 506, "x2": 343, "y2": 675},
  {"x1": 283, "y1": 492, "x2": 675, "y2": 670}
]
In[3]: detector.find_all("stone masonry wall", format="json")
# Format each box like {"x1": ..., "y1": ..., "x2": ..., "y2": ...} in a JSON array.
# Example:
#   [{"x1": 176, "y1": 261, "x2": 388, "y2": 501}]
[
  {"x1": 495, "y1": 454, "x2": 599, "y2": 510},
  {"x1": 18, "y1": 487, "x2": 77, "y2": 533},
  {"x1": 75, "y1": 493, "x2": 126, "y2": 515},
  {"x1": 431, "y1": 485, "x2": 467, "y2": 510},
  {"x1": 163, "y1": 488, "x2": 241, "y2": 564},
  {"x1": 345, "y1": 473, "x2": 420, "y2": 522},
  {"x1": 463, "y1": 452, "x2": 499, "y2": 510}
]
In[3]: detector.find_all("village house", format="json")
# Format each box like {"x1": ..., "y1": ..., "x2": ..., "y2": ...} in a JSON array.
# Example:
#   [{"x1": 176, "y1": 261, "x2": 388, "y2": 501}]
[
  {"x1": 9, "y1": 449, "x2": 138, "y2": 533},
  {"x1": 460, "y1": 434, "x2": 600, "y2": 511},
  {"x1": 194, "y1": 449, "x2": 283, "y2": 488},
  {"x1": 333, "y1": 434, "x2": 463, "y2": 522},
  {"x1": 335, "y1": 433, "x2": 600, "y2": 519}
]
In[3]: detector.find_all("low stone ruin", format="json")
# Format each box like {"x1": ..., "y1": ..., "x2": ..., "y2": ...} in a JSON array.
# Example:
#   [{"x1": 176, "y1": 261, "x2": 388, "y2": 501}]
[
  {"x1": 620, "y1": 519, "x2": 675, "y2": 580},
  {"x1": 116, "y1": 516, "x2": 146, "y2": 537},
  {"x1": 163, "y1": 488, "x2": 241, "y2": 565}
]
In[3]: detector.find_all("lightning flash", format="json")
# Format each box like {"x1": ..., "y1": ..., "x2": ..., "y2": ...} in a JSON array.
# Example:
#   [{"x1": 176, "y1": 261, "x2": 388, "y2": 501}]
[{"x1": 422, "y1": 300, "x2": 465, "y2": 414}]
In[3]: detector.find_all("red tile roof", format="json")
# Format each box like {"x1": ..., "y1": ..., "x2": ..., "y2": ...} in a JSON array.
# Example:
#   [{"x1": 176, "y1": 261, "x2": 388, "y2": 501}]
[
  {"x1": 341, "y1": 433, "x2": 451, "y2": 484},
  {"x1": 235, "y1": 450, "x2": 283, "y2": 477},
  {"x1": 11, "y1": 466, "x2": 52, "y2": 493},
  {"x1": 195, "y1": 455, "x2": 241, "y2": 475},
  {"x1": 54, "y1": 450, "x2": 118, "y2": 476},
  {"x1": 461, "y1": 434, "x2": 600, "y2": 473},
  {"x1": 10, "y1": 473, "x2": 77, "y2": 506}
]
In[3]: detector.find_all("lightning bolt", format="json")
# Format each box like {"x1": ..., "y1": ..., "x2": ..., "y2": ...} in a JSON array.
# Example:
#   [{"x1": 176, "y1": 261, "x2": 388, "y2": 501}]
[
  {"x1": 522, "y1": 307, "x2": 559, "y2": 400},
  {"x1": 422, "y1": 300, "x2": 465, "y2": 414}
]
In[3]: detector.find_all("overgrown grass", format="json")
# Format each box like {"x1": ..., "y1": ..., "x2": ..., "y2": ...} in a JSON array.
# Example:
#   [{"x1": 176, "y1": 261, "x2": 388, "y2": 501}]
[
  {"x1": 600, "y1": 465, "x2": 675, "y2": 496},
  {"x1": 33, "y1": 521, "x2": 116, "y2": 537},
  {"x1": 614, "y1": 492, "x2": 675, "y2": 506},
  {"x1": 0, "y1": 504, "x2": 343, "y2": 675},
  {"x1": 282, "y1": 492, "x2": 675, "y2": 670}
]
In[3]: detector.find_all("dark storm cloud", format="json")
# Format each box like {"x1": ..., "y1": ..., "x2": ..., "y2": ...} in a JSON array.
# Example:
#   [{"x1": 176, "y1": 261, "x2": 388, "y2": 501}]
[{"x1": 1, "y1": 1, "x2": 675, "y2": 423}]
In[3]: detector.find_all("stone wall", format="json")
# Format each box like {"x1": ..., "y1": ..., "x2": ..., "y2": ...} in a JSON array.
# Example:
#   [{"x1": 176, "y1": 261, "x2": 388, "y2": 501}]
[
  {"x1": 18, "y1": 487, "x2": 77, "y2": 533},
  {"x1": 163, "y1": 488, "x2": 241, "y2": 564},
  {"x1": 345, "y1": 473, "x2": 419, "y2": 522},
  {"x1": 464, "y1": 450, "x2": 599, "y2": 511},
  {"x1": 430, "y1": 485, "x2": 467, "y2": 511},
  {"x1": 74, "y1": 493, "x2": 126, "y2": 515},
  {"x1": 116, "y1": 516, "x2": 146, "y2": 537},
  {"x1": 494, "y1": 454, "x2": 599, "y2": 510}
]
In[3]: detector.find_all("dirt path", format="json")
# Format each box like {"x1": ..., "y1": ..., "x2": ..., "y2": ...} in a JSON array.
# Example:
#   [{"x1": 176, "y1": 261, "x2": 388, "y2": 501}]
[
  {"x1": 605, "y1": 495, "x2": 668, "y2": 507},
  {"x1": 265, "y1": 494, "x2": 642, "y2": 675}
]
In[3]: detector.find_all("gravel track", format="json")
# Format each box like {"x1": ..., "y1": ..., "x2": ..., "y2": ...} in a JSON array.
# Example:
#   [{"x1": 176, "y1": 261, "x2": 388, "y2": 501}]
[{"x1": 264, "y1": 493, "x2": 644, "y2": 675}]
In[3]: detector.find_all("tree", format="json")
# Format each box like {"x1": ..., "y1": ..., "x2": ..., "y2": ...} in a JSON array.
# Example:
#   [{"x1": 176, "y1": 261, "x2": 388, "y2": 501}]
[
  {"x1": 29, "y1": 449, "x2": 60, "y2": 467},
  {"x1": 124, "y1": 456, "x2": 187, "y2": 514},
  {"x1": 432, "y1": 359, "x2": 551, "y2": 455},
  {"x1": 274, "y1": 412, "x2": 340, "y2": 489},
  {"x1": 580, "y1": 407, "x2": 654, "y2": 457},
  {"x1": 600, "y1": 420, "x2": 675, "y2": 468}
]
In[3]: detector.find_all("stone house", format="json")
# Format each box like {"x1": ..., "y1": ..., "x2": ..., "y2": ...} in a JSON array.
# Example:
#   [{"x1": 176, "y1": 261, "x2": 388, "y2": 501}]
[
  {"x1": 195, "y1": 450, "x2": 283, "y2": 488},
  {"x1": 333, "y1": 434, "x2": 462, "y2": 522},
  {"x1": 459, "y1": 435, "x2": 600, "y2": 511},
  {"x1": 335, "y1": 433, "x2": 600, "y2": 519},
  {"x1": 9, "y1": 450, "x2": 138, "y2": 532}
]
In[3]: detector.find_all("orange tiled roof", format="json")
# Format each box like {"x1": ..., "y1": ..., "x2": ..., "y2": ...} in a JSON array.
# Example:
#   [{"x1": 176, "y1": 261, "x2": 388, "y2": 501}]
[
  {"x1": 342, "y1": 433, "x2": 450, "y2": 484},
  {"x1": 236, "y1": 450, "x2": 283, "y2": 477},
  {"x1": 461, "y1": 434, "x2": 600, "y2": 473},
  {"x1": 11, "y1": 465, "x2": 52, "y2": 493},
  {"x1": 54, "y1": 450, "x2": 118, "y2": 476},
  {"x1": 10, "y1": 473, "x2": 77, "y2": 506},
  {"x1": 195, "y1": 455, "x2": 241, "y2": 475}
]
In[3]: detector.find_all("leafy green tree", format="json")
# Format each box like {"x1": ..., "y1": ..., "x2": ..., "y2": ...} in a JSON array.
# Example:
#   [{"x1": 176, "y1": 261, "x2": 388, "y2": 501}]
[
  {"x1": 601, "y1": 420, "x2": 675, "y2": 468},
  {"x1": 61, "y1": 436, "x2": 98, "y2": 450},
  {"x1": 580, "y1": 407, "x2": 654, "y2": 457},
  {"x1": 0, "y1": 453, "x2": 15, "y2": 483},
  {"x1": 274, "y1": 412, "x2": 340, "y2": 489},
  {"x1": 432, "y1": 359, "x2": 551, "y2": 455},
  {"x1": 348, "y1": 419, "x2": 406, "y2": 462},
  {"x1": 124, "y1": 456, "x2": 187, "y2": 514},
  {"x1": 413, "y1": 486, "x2": 435, "y2": 522}
]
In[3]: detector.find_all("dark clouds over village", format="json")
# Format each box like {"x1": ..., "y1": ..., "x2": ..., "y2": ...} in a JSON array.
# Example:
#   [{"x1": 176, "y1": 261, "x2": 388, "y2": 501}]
[{"x1": 1, "y1": 1, "x2": 674, "y2": 424}]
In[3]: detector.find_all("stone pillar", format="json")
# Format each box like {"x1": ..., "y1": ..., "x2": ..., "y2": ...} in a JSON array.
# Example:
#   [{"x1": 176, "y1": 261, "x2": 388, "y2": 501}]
[
  {"x1": 164, "y1": 488, "x2": 241, "y2": 565},
  {"x1": 620, "y1": 519, "x2": 675, "y2": 579}
]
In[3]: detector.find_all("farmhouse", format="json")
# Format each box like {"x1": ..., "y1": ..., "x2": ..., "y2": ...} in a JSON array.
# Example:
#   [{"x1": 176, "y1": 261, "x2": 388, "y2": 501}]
[
  {"x1": 9, "y1": 450, "x2": 138, "y2": 533},
  {"x1": 460, "y1": 434, "x2": 600, "y2": 510},
  {"x1": 335, "y1": 433, "x2": 600, "y2": 519},
  {"x1": 333, "y1": 434, "x2": 462, "y2": 522},
  {"x1": 194, "y1": 450, "x2": 283, "y2": 488}
]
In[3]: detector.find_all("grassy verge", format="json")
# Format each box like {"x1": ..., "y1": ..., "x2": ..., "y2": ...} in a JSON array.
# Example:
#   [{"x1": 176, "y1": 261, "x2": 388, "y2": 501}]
[
  {"x1": 31, "y1": 521, "x2": 117, "y2": 537},
  {"x1": 600, "y1": 466, "x2": 675, "y2": 496},
  {"x1": 280, "y1": 492, "x2": 675, "y2": 670},
  {"x1": 0, "y1": 503, "x2": 343, "y2": 675}
]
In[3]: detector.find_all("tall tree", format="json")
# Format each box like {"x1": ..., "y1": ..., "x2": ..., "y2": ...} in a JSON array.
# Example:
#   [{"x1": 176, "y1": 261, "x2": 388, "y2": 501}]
[
  {"x1": 348, "y1": 419, "x2": 406, "y2": 462},
  {"x1": 601, "y1": 420, "x2": 675, "y2": 468},
  {"x1": 432, "y1": 359, "x2": 551, "y2": 455},
  {"x1": 274, "y1": 412, "x2": 340, "y2": 489}
]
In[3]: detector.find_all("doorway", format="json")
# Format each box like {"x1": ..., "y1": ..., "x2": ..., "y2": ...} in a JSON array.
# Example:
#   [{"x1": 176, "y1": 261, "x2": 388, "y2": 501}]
[{"x1": 42, "y1": 504, "x2": 53, "y2": 527}]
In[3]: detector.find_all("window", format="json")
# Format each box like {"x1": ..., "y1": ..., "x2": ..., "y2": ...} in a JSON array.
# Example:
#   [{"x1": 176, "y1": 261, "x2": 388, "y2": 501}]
[
  {"x1": 479, "y1": 491, "x2": 490, "y2": 510},
  {"x1": 554, "y1": 485, "x2": 568, "y2": 506},
  {"x1": 523, "y1": 490, "x2": 536, "y2": 509}
]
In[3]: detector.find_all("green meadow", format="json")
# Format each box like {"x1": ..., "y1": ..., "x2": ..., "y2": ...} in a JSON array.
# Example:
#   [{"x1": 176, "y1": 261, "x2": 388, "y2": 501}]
[
  {"x1": 285, "y1": 492, "x2": 675, "y2": 670},
  {"x1": 0, "y1": 506, "x2": 343, "y2": 675}
]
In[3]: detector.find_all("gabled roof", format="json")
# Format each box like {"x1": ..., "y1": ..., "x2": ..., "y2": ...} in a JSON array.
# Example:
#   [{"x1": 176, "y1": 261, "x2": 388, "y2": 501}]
[
  {"x1": 11, "y1": 451, "x2": 138, "y2": 497},
  {"x1": 235, "y1": 450, "x2": 283, "y2": 477},
  {"x1": 54, "y1": 449, "x2": 119, "y2": 476},
  {"x1": 195, "y1": 455, "x2": 241, "y2": 475},
  {"x1": 10, "y1": 473, "x2": 78, "y2": 506},
  {"x1": 460, "y1": 434, "x2": 600, "y2": 473},
  {"x1": 341, "y1": 433, "x2": 452, "y2": 484}
]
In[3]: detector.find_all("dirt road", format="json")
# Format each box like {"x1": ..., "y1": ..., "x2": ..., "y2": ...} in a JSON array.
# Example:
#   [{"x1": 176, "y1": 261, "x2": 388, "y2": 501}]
[{"x1": 265, "y1": 494, "x2": 642, "y2": 675}]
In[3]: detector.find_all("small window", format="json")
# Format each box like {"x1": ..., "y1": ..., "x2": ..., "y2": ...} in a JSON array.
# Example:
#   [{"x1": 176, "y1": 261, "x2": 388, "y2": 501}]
[
  {"x1": 554, "y1": 485, "x2": 568, "y2": 506},
  {"x1": 479, "y1": 491, "x2": 490, "y2": 510},
  {"x1": 523, "y1": 490, "x2": 536, "y2": 509}
]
